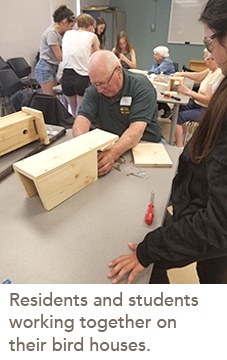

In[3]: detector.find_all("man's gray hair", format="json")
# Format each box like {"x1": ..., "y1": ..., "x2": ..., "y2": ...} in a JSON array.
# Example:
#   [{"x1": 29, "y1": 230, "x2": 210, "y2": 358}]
[{"x1": 88, "y1": 50, "x2": 120, "y2": 73}]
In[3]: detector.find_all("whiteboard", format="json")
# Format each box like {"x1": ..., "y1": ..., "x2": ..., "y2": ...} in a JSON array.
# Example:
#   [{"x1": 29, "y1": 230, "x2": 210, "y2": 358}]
[{"x1": 168, "y1": 0, "x2": 207, "y2": 45}]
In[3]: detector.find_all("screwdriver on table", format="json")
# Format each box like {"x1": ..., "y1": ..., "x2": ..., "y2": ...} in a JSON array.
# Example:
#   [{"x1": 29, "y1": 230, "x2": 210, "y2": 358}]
[{"x1": 145, "y1": 191, "x2": 155, "y2": 225}]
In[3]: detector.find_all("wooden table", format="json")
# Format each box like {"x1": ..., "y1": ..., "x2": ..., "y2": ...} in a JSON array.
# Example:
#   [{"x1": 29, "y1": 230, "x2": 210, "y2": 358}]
[
  {"x1": 0, "y1": 129, "x2": 181, "y2": 284},
  {"x1": 148, "y1": 75, "x2": 193, "y2": 145}
]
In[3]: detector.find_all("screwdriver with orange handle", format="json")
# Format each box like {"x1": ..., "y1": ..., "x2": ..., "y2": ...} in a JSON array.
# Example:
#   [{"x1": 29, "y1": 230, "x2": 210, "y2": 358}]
[{"x1": 145, "y1": 191, "x2": 155, "y2": 225}]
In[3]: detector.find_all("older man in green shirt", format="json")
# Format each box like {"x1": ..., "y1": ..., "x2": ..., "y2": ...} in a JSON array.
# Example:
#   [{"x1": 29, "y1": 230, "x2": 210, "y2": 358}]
[{"x1": 73, "y1": 50, "x2": 161, "y2": 176}]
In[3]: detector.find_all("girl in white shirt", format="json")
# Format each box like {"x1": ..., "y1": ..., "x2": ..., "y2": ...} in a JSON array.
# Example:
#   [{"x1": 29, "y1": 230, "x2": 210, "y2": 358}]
[{"x1": 61, "y1": 14, "x2": 100, "y2": 116}]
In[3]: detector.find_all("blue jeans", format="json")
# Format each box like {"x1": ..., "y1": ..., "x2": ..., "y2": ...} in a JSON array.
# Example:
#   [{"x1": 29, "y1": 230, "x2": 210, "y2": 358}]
[
  {"x1": 35, "y1": 59, "x2": 58, "y2": 84},
  {"x1": 177, "y1": 100, "x2": 205, "y2": 125}
]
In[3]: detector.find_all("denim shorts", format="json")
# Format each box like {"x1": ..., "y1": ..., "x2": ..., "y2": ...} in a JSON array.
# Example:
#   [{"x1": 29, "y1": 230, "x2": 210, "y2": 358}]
[{"x1": 35, "y1": 58, "x2": 58, "y2": 84}]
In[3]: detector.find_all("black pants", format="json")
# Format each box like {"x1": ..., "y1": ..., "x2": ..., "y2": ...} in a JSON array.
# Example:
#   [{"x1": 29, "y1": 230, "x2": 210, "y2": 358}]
[
  {"x1": 61, "y1": 69, "x2": 89, "y2": 96},
  {"x1": 158, "y1": 102, "x2": 170, "y2": 113},
  {"x1": 149, "y1": 255, "x2": 227, "y2": 284}
]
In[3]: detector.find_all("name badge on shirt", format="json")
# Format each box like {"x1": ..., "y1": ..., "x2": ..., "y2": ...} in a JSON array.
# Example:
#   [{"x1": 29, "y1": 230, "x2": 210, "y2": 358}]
[
  {"x1": 120, "y1": 96, "x2": 132, "y2": 106},
  {"x1": 120, "y1": 107, "x2": 130, "y2": 115}
]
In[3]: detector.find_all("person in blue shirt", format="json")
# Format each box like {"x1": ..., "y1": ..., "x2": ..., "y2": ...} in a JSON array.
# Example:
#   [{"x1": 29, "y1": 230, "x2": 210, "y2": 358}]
[
  {"x1": 148, "y1": 45, "x2": 175, "y2": 75},
  {"x1": 148, "y1": 46, "x2": 176, "y2": 118}
]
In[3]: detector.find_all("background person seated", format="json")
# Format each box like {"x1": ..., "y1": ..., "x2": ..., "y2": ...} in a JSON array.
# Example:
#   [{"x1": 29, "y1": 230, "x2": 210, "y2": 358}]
[
  {"x1": 148, "y1": 46, "x2": 175, "y2": 118},
  {"x1": 172, "y1": 49, "x2": 223, "y2": 147},
  {"x1": 112, "y1": 31, "x2": 137, "y2": 69},
  {"x1": 148, "y1": 45, "x2": 175, "y2": 75}
]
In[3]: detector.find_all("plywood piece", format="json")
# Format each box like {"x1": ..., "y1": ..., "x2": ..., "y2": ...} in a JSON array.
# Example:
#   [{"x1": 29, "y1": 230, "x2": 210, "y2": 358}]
[
  {"x1": 13, "y1": 129, "x2": 119, "y2": 210},
  {"x1": 168, "y1": 76, "x2": 184, "y2": 91},
  {"x1": 152, "y1": 81, "x2": 169, "y2": 93},
  {"x1": 0, "y1": 115, "x2": 40, "y2": 156},
  {"x1": 13, "y1": 129, "x2": 118, "y2": 178},
  {"x1": 0, "y1": 107, "x2": 49, "y2": 156},
  {"x1": 132, "y1": 142, "x2": 173, "y2": 167},
  {"x1": 128, "y1": 69, "x2": 148, "y2": 75},
  {"x1": 22, "y1": 107, "x2": 49, "y2": 145},
  {"x1": 36, "y1": 151, "x2": 97, "y2": 210}
]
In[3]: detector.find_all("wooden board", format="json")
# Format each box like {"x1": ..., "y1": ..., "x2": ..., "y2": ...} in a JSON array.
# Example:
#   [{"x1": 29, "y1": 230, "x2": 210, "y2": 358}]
[
  {"x1": 13, "y1": 129, "x2": 119, "y2": 210},
  {"x1": 168, "y1": 76, "x2": 184, "y2": 91},
  {"x1": 0, "y1": 107, "x2": 49, "y2": 156},
  {"x1": 128, "y1": 69, "x2": 148, "y2": 75},
  {"x1": 13, "y1": 129, "x2": 118, "y2": 178},
  {"x1": 132, "y1": 142, "x2": 173, "y2": 167},
  {"x1": 22, "y1": 107, "x2": 49, "y2": 145}
]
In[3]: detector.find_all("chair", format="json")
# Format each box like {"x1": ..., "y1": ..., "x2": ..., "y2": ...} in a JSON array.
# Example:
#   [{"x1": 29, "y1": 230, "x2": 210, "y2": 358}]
[
  {"x1": 7, "y1": 57, "x2": 39, "y2": 90},
  {"x1": 173, "y1": 62, "x2": 179, "y2": 72},
  {"x1": 0, "y1": 68, "x2": 23, "y2": 116},
  {"x1": 182, "y1": 64, "x2": 200, "y2": 92},
  {"x1": 182, "y1": 64, "x2": 195, "y2": 72},
  {"x1": 0, "y1": 56, "x2": 10, "y2": 70},
  {"x1": 183, "y1": 121, "x2": 200, "y2": 146},
  {"x1": 29, "y1": 93, "x2": 74, "y2": 128}
]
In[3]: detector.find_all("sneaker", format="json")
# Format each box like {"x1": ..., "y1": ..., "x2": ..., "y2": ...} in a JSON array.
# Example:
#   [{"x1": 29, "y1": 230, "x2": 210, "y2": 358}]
[{"x1": 161, "y1": 110, "x2": 172, "y2": 118}]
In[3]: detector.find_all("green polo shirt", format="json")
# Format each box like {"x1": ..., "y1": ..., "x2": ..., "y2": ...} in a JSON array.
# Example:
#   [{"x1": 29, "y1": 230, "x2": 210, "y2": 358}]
[{"x1": 78, "y1": 69, "x2": 162, "y2": 142}]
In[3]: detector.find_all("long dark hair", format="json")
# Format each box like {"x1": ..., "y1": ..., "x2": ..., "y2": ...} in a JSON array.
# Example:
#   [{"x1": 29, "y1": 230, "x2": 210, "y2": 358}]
[
  {"x1": 95, "y1": 17, "x2": 106, "y2": 49},
  {"x1": 190, "y1": 0, "x2": 227, "y2": 163},
  {"x1": 53, "y1": 5, "x2": 75, "y2": 23},
  {"x1": 114, "y1": 31, "x2": 133, "y2": 57}
]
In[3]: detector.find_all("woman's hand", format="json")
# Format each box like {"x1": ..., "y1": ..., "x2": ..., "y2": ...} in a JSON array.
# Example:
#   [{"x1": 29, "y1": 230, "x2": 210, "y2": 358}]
[
  {"x1": 107, "y1": 243, "x2": 145, "y2": 284},
  {"x1": 119, "y1": 53, "x2": 126, "y2": 62},
  {"x1": 170, "y1": 72, "x2": 184, "y2": 77},
  {"x1": 177, "y1": 83, "x2": 190, "y2": 95}
]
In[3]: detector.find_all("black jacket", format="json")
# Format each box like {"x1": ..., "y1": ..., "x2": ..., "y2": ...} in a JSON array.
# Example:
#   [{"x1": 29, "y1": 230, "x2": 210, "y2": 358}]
[{"x1": 137, "y1": 122, "x2": 227, "y2": 267}]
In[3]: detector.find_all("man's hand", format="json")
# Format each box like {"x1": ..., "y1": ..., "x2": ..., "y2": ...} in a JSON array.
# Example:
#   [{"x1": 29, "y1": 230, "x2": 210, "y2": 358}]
[
  {"x1": 97, "y1": 149, "x2": 116, "y2": 176},
  {"x1": 107, "y1": 243, "x2": 145, "y2": 284}
]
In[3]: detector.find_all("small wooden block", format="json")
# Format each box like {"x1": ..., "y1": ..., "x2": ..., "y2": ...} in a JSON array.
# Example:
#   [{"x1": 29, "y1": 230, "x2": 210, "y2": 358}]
[
  {"x1": 13, "y1": 129, "x2": 119, "y2": 210},
  {"x1": 153, "y1": 81, "x2": 169, "y2": 92},
  {"x1": 0, "y1": 107, "x2": 49, "y2": 156},
  {"x1": 168, "y1": 76, "x2": 184, "y2": 91},
  {"x1": 132, "y1": 142, "x2": 173, "y2": 167},
  {"x1": 22, "y1": 107, "x2": 49, "y2": 145}
]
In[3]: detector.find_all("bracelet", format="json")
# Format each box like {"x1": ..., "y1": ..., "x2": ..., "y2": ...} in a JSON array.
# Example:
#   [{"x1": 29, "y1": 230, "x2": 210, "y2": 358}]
[{"x1": 187, "y1": 89, "x2": 192, "y2": 96}]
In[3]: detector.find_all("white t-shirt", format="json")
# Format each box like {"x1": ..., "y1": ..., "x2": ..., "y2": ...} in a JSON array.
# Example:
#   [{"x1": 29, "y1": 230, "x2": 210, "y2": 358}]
[
  {"x1": 196, "y1": 68, "x2": 223, "y2": 107},
  {"x1": 62, "y1": 29, "x2": 97, "y2": 76}
]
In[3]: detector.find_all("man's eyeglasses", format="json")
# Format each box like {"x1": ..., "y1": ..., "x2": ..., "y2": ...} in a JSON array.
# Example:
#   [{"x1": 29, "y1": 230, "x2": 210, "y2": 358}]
[
  {"x1": 91, "y1": 66, "x2": 118, "y2": 87},
  {"x1": 203, "y1": 33, "x2": 217, "y2": 53}
]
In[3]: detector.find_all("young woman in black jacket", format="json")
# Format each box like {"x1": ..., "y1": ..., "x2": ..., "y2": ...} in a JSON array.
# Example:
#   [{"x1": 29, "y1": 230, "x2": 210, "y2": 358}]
[{"x1": 107, "y1": 0, "x2": 227, "y2": 284}]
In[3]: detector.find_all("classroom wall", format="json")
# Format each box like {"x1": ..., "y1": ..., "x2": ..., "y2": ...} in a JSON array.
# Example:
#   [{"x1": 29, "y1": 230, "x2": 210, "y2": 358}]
[
  {"x1": 0, "y1": 0, "x2": 204, "y2": 73},
  {"x1": 81, "y1": 0, "x2": 110, "y2": 9},
  {"x1": 0, "y1": 0, "x2": 109, "y2": 72},
  {"x1": 0, "y1": 0, "x2": 54, "y2": 72},
  {"x1": 110, "y1": 0, "x2": 205, "y2": 70}
]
